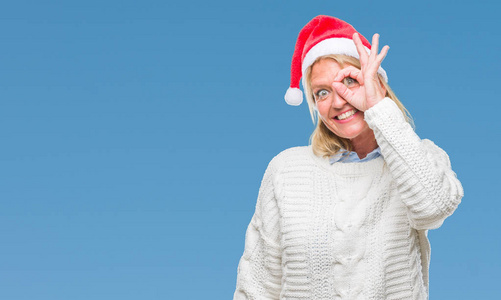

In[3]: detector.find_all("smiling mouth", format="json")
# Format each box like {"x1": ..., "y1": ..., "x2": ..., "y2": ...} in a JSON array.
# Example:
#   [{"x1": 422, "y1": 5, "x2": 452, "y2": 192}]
[{"x1": 334, "y1": 109, "x2": 358, "y2": 120}]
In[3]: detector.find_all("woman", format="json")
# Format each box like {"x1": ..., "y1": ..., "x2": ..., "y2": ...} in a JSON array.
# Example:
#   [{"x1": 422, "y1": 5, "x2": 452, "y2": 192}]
[{"x1": 234, "y1": 15, "x2": 463, "y2": 299}]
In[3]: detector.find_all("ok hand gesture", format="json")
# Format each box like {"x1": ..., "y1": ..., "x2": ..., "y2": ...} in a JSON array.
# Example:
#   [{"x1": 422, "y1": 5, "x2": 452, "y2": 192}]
[{"x1": 332, "y1": 33, "x2": 389, "y2": 112}]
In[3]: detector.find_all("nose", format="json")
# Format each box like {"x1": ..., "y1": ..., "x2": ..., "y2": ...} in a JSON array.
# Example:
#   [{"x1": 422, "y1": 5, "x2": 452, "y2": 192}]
[{"x1": 330, "y1": 90, "x2": 348, "y2": 109}]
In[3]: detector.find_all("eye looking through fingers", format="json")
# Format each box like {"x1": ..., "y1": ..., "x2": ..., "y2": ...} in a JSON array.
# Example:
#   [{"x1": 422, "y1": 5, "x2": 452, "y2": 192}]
[
  {"x1": 342, "y1": 77, "x2": 359, "y2": 88},
  {"x1": 313, "y1": 76, "x2": 359, "y2": 102}
]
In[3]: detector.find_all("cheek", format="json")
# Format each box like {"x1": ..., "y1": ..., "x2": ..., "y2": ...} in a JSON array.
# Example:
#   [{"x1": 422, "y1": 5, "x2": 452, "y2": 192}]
[{"x1": 316, "y1": 102, "x2": 330, "y2": 118}]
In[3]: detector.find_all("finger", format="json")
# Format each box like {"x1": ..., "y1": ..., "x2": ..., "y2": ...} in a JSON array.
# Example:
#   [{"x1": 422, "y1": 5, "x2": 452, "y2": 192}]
[
  {"x1": 370, "y1": 34, "x2": 379, "y2": 60},
  {"x1": 333, "y1": 67, "x2": 359, "y2": 81},
  {"x1": 376, "y1": 45, "x2": 390, "y2": 64},
  {"x1": 332, "y1": 82, "x2": 354, "y2": 101},
  {"x1": 333, "y1": 66, "x2": 363, "y2": 83},
  {"x1": 352, "y1": 33, "x2": 368, "y2": 65}
]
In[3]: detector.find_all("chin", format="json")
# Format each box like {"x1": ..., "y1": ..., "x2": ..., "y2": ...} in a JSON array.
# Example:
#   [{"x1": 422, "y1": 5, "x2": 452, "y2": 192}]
[{"x1": 325, "y1": 120, "x2": 369, "y2": 141}]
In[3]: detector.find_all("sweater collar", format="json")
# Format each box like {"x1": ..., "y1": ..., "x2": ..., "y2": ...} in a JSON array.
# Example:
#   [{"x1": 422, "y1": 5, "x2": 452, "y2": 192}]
[{"x1": 329, "y1": 147, "x2": 382, "y2": 165}]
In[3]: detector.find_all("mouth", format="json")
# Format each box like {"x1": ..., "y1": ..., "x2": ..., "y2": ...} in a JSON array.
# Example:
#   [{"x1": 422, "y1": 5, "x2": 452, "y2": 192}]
[{"x1": 334, "y1": 109, "x2": 358, "y2": 121}]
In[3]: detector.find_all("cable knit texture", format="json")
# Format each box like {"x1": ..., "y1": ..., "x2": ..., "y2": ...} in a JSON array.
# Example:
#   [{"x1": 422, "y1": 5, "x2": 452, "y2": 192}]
[{"x1": 234, "y1": 98, "x2": 463, "y2": 300}]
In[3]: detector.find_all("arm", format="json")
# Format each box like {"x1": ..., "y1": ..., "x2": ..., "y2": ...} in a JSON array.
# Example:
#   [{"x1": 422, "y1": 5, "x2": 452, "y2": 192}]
[
  {"x1": 334, "y1": 33, "x2": 463, "y2": 230},
  {"x1": 234, "y1": 161, "x2": 282, "y2": 300},
  {"x1": 364, "y1": 97, "x2": 464, "y2": 229}
]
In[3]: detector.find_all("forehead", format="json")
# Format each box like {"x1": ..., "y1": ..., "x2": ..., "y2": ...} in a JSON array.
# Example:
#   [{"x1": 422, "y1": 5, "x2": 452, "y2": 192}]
[{"x1": 310, "y1": 58, "x2": 343, "y2": 86}]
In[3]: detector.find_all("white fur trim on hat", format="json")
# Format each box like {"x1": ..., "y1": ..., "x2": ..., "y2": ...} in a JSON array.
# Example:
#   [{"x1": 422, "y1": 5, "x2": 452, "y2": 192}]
[
  {"x1": 284, "y1": 87, "x2": 303, "y2": 106},
  {"x1": 301, "y1": 38, "x2": 388, "y2": 82}
]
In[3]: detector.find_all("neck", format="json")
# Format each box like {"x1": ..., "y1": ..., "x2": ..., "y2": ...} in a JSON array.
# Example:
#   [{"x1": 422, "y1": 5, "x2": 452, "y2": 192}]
[{"x1": 350, "y1": 129, "x2": 378, "y2": 159}]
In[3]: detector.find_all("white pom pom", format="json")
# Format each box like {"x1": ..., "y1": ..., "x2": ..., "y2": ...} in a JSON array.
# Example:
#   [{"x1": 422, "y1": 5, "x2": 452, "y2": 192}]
[{"x1": 284, "y1": 88, "x2": 303, "y2": 106}]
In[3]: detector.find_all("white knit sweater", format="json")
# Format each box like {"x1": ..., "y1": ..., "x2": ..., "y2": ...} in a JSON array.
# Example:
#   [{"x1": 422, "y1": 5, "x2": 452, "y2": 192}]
[{"x1": 233, "y1": 98, "x2": 463, "y2": 300}]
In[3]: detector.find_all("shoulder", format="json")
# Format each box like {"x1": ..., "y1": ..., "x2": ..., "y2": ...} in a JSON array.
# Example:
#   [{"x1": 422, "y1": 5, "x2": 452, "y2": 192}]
[
  {"x1": 270, "y1": 145, "x2": 312, "y2": 165},
  {"x1": 421, "y1": 139, "x2": 452, "y2": 167},
  {"x1": 274, "y1": 145, "x2": 312, "y2": 160},
  {"x1": 421, "y1": 139, "x2": 445, "y2": 153},
  {"x1": 264, "y1": 145, "x2": 317, "y2": 175}
]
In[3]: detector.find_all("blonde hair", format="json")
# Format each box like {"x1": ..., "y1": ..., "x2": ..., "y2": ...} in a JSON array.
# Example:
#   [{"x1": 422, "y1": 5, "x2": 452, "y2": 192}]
[{"x1": 303, "y1": 54, "x2": 413, "y2": 158}]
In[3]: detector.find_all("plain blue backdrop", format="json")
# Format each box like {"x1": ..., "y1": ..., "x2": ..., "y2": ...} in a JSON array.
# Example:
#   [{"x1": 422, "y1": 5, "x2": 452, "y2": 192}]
[{"x1": 0, "y1": 0, "x2": 499, "y2": 299}]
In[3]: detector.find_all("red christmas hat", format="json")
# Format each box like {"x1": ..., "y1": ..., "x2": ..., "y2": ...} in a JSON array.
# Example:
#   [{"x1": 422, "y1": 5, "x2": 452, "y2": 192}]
[{"x1": 284, "y1": 15, "x2": 388, "y2": 106}]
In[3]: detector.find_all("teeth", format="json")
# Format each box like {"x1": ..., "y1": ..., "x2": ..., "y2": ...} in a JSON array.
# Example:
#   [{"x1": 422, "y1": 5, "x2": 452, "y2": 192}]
[{"x1": 337, "y1": 109, "x2": 356, "y2": 120}]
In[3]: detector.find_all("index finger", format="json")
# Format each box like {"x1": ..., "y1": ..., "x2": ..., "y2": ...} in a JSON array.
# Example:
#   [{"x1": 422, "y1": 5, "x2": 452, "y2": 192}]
[
  {"x1": 333, "y1": 66, "x2": 363, "y2": 83},
  {"x1": 352, "y1": 33, "x2": 368, "y2": 64}
]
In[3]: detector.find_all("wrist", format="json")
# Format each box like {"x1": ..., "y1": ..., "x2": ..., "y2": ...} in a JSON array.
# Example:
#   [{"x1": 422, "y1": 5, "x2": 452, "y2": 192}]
[{"x1": 365, "y1": 97, "x2": 384, "y2": 111}]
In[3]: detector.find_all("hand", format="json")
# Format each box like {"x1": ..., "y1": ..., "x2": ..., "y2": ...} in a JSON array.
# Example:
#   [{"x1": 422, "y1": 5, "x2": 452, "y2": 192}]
[{"x1": 332, "y1": 33, "x2": 389, "y2": 111}]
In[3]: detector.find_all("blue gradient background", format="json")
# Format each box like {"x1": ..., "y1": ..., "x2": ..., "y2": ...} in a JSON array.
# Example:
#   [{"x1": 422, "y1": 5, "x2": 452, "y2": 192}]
[{"x1": 0, "y1": 0, "x2": 499, "y2": 299}]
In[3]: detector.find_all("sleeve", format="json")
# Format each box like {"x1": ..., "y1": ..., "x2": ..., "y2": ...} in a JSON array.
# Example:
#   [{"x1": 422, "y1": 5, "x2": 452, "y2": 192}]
[
  {"x1": 364, "y1": 97, "x2": 464, "y2": 230},
  {"x1": 233, "y1": 160, "x2": 283, "y2": 300}
]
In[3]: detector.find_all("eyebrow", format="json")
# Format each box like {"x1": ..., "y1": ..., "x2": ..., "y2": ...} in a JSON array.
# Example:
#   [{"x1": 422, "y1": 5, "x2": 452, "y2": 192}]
[{"x1": 310, "y1": 80, "x2": 331, "y2": 90}]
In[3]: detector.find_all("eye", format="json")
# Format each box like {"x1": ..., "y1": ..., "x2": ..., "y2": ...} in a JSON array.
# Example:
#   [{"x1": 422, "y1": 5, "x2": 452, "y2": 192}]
[
  {"x1": 314, "y1": 89, "x2": 329, "y2": 101},
  {"x1": 343, "y1": 77, "x2": 359, "y2": 88}
]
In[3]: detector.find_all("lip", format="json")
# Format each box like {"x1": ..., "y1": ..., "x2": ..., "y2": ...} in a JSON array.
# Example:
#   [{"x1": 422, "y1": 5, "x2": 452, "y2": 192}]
[{"x1": 333, "y1": 109, "x2": 359, "y2": 123}]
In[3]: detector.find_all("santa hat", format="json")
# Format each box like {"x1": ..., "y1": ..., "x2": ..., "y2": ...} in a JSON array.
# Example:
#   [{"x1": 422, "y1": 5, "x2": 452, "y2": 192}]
[{"x1": 284, "y1": 15, "x2": 388, "y2": 106}]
